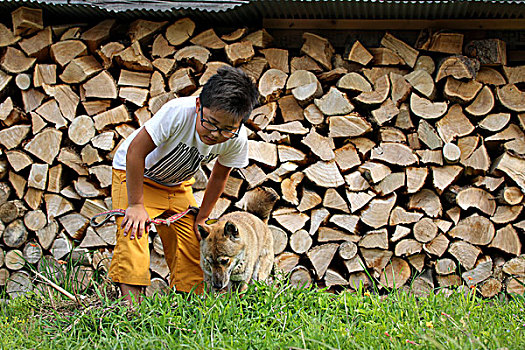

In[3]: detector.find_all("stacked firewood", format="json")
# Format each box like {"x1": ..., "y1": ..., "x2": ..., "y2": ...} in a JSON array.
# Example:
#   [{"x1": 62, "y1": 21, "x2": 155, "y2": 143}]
[{"x1": 0, "y1": 7, "x2": 523, "y2": 299}]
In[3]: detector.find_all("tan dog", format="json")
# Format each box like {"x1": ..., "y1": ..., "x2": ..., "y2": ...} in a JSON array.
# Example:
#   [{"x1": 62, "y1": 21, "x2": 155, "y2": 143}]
[{"x1": 198, "y1": 187, "x2": 279, "y2": 292}]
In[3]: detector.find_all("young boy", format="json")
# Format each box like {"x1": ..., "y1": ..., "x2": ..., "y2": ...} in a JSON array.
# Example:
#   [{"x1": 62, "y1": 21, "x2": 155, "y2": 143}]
[{"x1": 109, "y1": 67, "x2": 258, "y2": 303}]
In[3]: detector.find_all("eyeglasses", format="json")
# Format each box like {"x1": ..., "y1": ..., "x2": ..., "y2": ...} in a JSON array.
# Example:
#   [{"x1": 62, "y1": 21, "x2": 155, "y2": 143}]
[{"x1": 199, "y1": 105, "x2": 240, "y2": 139}]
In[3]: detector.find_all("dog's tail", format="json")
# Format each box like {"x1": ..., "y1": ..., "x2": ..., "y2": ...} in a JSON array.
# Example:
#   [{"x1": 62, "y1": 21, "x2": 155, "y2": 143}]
[{"x1": 236, "y1": 186, "x2": 279, "y2": 222}]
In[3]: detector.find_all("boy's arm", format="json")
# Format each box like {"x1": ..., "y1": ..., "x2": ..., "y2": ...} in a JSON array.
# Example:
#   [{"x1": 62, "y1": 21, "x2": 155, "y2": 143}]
[
  {"x1": 123, "y1": 128, "x2": 157, "y2": 240},
  {"x1": 194, "y1": 161, "x2": 232, "y2": 240}
]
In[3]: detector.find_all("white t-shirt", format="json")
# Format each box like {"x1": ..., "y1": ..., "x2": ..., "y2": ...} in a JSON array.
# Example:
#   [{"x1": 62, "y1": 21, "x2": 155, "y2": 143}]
[{"x1": 112, "y1": 96, "x2": 249, "y2": 186}]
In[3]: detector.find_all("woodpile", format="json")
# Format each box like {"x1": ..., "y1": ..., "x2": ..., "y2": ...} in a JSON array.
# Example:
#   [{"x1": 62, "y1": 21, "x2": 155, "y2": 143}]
[{"x1": 0, "y1": 7, "x2": 524, "y2": 298}]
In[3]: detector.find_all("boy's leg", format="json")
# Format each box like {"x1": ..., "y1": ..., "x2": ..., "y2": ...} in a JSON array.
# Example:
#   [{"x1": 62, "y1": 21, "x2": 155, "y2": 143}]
[
  {"x1": 109, "y1": 169, "x2": 169, "y2": 303},
  {"x1": 156, "y1": 178, "x2": 204, "y2": 294}
]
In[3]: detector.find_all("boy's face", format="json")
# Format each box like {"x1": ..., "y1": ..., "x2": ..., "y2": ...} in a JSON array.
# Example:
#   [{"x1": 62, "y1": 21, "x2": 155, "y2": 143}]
[{"x1": 196, "y1": 99, "x2": 242, "y2": 146}]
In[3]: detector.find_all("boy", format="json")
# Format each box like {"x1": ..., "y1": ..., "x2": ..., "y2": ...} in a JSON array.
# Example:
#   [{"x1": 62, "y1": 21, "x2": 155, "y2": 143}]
[{"x1": 109, "y1": 67, "x2": 258, "y2": 303}]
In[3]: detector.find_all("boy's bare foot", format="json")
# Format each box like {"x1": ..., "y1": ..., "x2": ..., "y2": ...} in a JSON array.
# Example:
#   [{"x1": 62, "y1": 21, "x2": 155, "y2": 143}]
[{"x1": 120, "y1": 283, "x2": 144, "y2": 305}]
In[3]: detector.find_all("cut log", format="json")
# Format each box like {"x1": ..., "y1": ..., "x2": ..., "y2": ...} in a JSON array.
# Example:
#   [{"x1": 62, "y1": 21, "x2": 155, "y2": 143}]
[
  {"x1": 442, "y1": 143, "x2": 461, "y2": 163},
  {"x1": 381, "y1": 33, "x2": 418, "y2": 68},
  {"x1": 285, "y1": 266, "x2": 312, "y2": 288},
  {"x1": 301, "y1": 32, "x2": 334, "y2": 70},
  {"x1": 165, "y1": 17, "x2": 195, "y2": 46},
  {"x1": 3, "y1": 219, "x2": 28, "y2": 249},
  {"x1": 23, "y1": 210, "x2": 46, "y2": 232},
  {"x1": 221, "y1": 28, "x2": 247, "y2": 42},
  {"x1": 28, "y1": 163, "x2": 48, "y2": 190},
  {"x1": 412, "y1": 217, "x2": 438, "y2": 243},
  {"x1": 498, "y1": 186, "x2": 523, "y2": 206},
  {"x1": 448, "y1": 241, "x2": 481, "y2": 270},
  {"x1": 0, "y1": 46, "x2": 36, "y2": 73},
  {"x1": 15, "y1": 73, "x2": 31, "y2": 91},
  {"x1": 380, "y1": 258, "x2": 411, "y2": 289},
  {"x1": 480, "y1": 278, "x2": 502, "y2": 298},
  {"x1": 304, "y1": 161, "x2": 345, "y2": 188},
  {"x1": 436, "y1": 55, "x2": 479, "y2": 82},
  {"x1": 290, "y1": 229, "x2": 312, "y2": 254},
  {"x1": 423, "y1": 234, "x2": 449, "y2": 257},
  {"x1": 307, "y1": 243, "x2": 338, "y2": 278},
  {"x1": 488, "y1": 224, "x2": 521, "y2": 256},
  {"x1": 355, "y1": 75, "x2": 390, "y2": 105},
  {"x1": 410, "y1": 93, "x2": 447, "y2": 120},
  {"x1": 419, "y1": 32, "x2": 463, "y2": 55},
  {"x1": 476, "y1": 67, "x2": 506, "y2": 86},
  {"x1": 22, "y1": 240, "x2": 42, "y2": 264},
  {"x1": 68, "y1": 115, "x2": 96, "y2": 146},
  {"x1": 496, "y1": 84, "x2": 525, "y2": 112},
  {"x1": 225, "y1": 41, "x2": 254, "y2": 66},
  {"x1": 465, "y1": 39, "x2": 506, "y2": 66},
  {"x1": 6, "y1": 270, "x2": 33, "y2": 298},
  {"x1": 361, "y1": 248, "x2": 393, "y2": 273},
  {"x1": 436, "y1": 258, "x2": 457, "y2": 275}
]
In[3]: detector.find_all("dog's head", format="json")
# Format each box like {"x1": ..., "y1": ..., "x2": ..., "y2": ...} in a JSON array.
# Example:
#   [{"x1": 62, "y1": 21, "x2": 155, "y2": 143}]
[{"x1": 198, "y1": 220, "x2": 245, "y2": 292}]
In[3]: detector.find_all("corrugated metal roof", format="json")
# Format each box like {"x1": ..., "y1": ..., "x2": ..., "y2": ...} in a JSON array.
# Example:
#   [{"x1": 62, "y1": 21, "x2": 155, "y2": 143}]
[{"x1": 0, "y1": 0, "x2": 524, "y2": 23}]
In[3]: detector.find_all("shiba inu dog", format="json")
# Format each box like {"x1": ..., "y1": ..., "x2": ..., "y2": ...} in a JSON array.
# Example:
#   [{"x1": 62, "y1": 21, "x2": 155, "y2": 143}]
[{"x1": 198, "y1": 187, "x2": 279, "y2": 292}]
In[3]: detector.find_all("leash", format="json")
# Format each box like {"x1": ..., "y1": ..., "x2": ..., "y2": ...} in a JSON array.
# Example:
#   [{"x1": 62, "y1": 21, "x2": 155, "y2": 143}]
[{"x1": 90, "y1": 206, "x2": 199, "y2": 228}]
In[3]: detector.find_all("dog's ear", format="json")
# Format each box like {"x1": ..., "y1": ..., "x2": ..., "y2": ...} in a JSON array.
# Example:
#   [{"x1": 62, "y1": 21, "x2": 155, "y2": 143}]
[
  {"x1": 198, "y1": 224, "x2": 210, "y2": 240},
  {"x1": 224, "y1": 221, "x2": 239, "y2": 240}
]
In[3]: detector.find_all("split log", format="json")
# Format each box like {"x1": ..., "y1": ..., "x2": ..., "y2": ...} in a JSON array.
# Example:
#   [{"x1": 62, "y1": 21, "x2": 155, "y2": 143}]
[
  {"x1": 272, "y1": 208, "x2": 309, "y2": 233},
  {"x1": 456, "y1": 187, "x2": 496, "y2": 216},
  {"x1": 0, "y1": 23, "x2": 20, "y2": 47},
  {"x1": 480, "y1": 278, "x2": 502, "y2": 298},
  {"x1": 418, "y1": 32, "x2": 463, "y2": 55},
  {"x1": 436, "y1": 104, "x2": 474, "y2": 143},
  {"x1": 258, "y1": 69, "x2": 287, "y2": 103},
  {"x1": 297, "y1": 188, "x2": 322, "y2": 212},
  {"x1": 81, "y1": 19, "x2": 115, "y2": 53},
  {"x1": 323, "y1": 188, "x2": 350, "y2": 213},
  {"x1": 418, "y1": 120, "x2": 443, "y2": 150},
  {"x1": 1, "y1": 47, "x2": 36, "y2": 74},
  {"x1": 370, "y1": 142, "x2": 418, "y2": 166},
  {"x1": 304, "y1": 161, "x2": 345, "y2": 188},
  {"x1": 165, "y1": 18, "x2": 195, "y2": 46},
  {"x1": 462, "y1": 256, "x2": 493, "y2": 287},
  {"x1": 221, "y1": 28, "x2": 247, "y2": 42},
  {"x1": 436, "y1": 258, "x2": 457, "y2": 275},
  {"x1": 465, "y1": 39, "x2": 506, "y2": 66},
  {"x1": 346, "y1": 40, "x2": 373, "y2": 66},
  {"x1": 361, "y1": 248, "x2": 393, "y2": 273},
  {"x1": 405, "y1": 70, "x2": 435, "y2": 99},
  {"x1": 476, "y1": 67, "x2": 506, "y2": 86},
  {"x1": 355, "y1": 75, "x2": 390, "y2": 105},
  {"x1": 336, "y1": 72, "x2": 371, "y2": 93},
  {"x1": 24, "y1": 128, "x2": 62, "y2": 164},
  {"x1": 410, "y1": 93, "x2": 447, "y2": 120},
  {"x1": 381, "y1": 33, "x2": 418, "y2": 68},
  {"x1": 344, "y1": 171, "x2": 370, "y2": 192},
  {"x1": 50, "y1": 40, "x2": 87, "y2": 67},
  {"x1": 408, "y1": 189, "x2": 442, "y2": 218},
  {"x1": 261, "y1": 48, "x2": 289, "y2": 73},
  {"x1": 448, "y1": 241, "x2": 481, "y2": 270},
  {"x1": 301, "y1": 129, "x2": 334, "y2": 161},
  {"x1": 60, "y1": 56, "x2": 102, "y2": 84},
  {"x1": 405, "y1": 167, "x2": 428, "y2": 194},
  {"x1": 432, "y1": 165, "x2": 462, "y2": 194},
  {"x1": 370, "y1": 47, "x2": 405, "y2": 65},
  {"x1": 289, "y1": 266, "x2": 313, "y2": 289},
  {"x1": 328, "y1": 114, "x2": 372, "y2": 138},
  {"x1": 6, "y1": 271, "x2": 33, "y2": 298},
  {"x1": 488, "y1": 224, "x2": 521, "y2": 256},
  {"x1": 269, "y1": 225, "x2": 288, "y2": 255},
  {"x1": 281, "y1": 172, "x2": 304, "y2": 205},
  {"x1": 307, "y1": 243, "x2": 338, "y2": 278},
  {"x1": 274, "y1": 252, "x2": 300, "y2": 274},
  {"x1": 360, "y1": 194, "x2": 396, "y2": 229},
  {"x1": 225, "y1": 41, "x2": 254, "y2": 66},
  {"x1": 479, "y1": 113, "x2": 510, "y2": 132},
  {"x1": 315, "y1": 87, "x2": 354, "y2": 115},
  {"x1": 465, "y1": 85, "x2": 495, "y2": 116},
  {"x1": 309, "y1": 208, "x2": 329, "y2": 236},
  {"x1": 128, "y1": 20, "x2": 167, "y2": 44},
  {"x1": 82, "y1": 70, "x2": 118, "y2": 99},
  {"x1": 113, "y1": 42, "x2": 153, "y2": 72},
  {"x1": 423, "y1": 234, "x2": 449, "y2": 257},
  {"x1": 444, "y1": 78, "x2": 483, "y2": 103},
  {"x1": 96, "y1": 42, "x2": 124, "y2": 69},
  {"x1": 244, "y1": 29, "x2": 273, "y2": 49},
  {"x1": 496, "y1": 84, "x2": 525, "y2": 112},
  {"x1": 436, "y1": 55, "x2": 479, "y2": 82},
  {"x1": 301, "y1": 32, "x2": 334, "y2": 70},
  {"x1": 278, "y1": 95, "x2": 304, "y2": 122}
]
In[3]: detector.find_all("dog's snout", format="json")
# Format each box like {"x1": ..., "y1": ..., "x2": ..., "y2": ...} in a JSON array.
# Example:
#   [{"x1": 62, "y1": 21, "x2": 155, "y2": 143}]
[{"x1": 213, "y1": 282, "x2": 223, "y2": 290}]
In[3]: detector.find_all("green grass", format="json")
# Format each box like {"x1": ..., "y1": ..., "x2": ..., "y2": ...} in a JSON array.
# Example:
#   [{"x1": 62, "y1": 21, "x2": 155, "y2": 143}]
[{"x1": 0, "y1": 279, "x2": 524, "y2": 350}]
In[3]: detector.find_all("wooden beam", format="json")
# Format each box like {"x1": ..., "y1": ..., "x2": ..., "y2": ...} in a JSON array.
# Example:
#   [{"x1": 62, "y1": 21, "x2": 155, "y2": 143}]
[{"x1": 263, "y1": 19, "x2": 525, "y2": 31}]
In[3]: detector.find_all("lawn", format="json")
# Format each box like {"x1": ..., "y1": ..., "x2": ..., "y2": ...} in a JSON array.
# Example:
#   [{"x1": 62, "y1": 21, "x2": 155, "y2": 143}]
[{"x1": 0, "y1": 279, "x2": 523, "y2": 350}]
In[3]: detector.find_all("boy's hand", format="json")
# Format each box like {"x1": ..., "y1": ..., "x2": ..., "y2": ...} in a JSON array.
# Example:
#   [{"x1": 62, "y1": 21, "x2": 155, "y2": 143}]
[
  {"x1": 193, "y1": 218, "x2": 204, "y2": 242},
  {"x1": 122, "y1": 204, "x2": 150, "y2": 240}
]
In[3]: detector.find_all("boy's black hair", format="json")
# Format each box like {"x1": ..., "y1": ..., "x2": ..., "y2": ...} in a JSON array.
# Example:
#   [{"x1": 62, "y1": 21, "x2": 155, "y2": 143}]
[{"x1": 199, "y1": 66, "x2": 259, "y2": 123}]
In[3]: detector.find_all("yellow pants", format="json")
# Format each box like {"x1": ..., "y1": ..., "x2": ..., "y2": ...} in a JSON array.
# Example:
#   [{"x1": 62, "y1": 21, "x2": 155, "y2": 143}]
[{"x1": 108, "y1": 169, "x2": 204, "y2": 293}]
